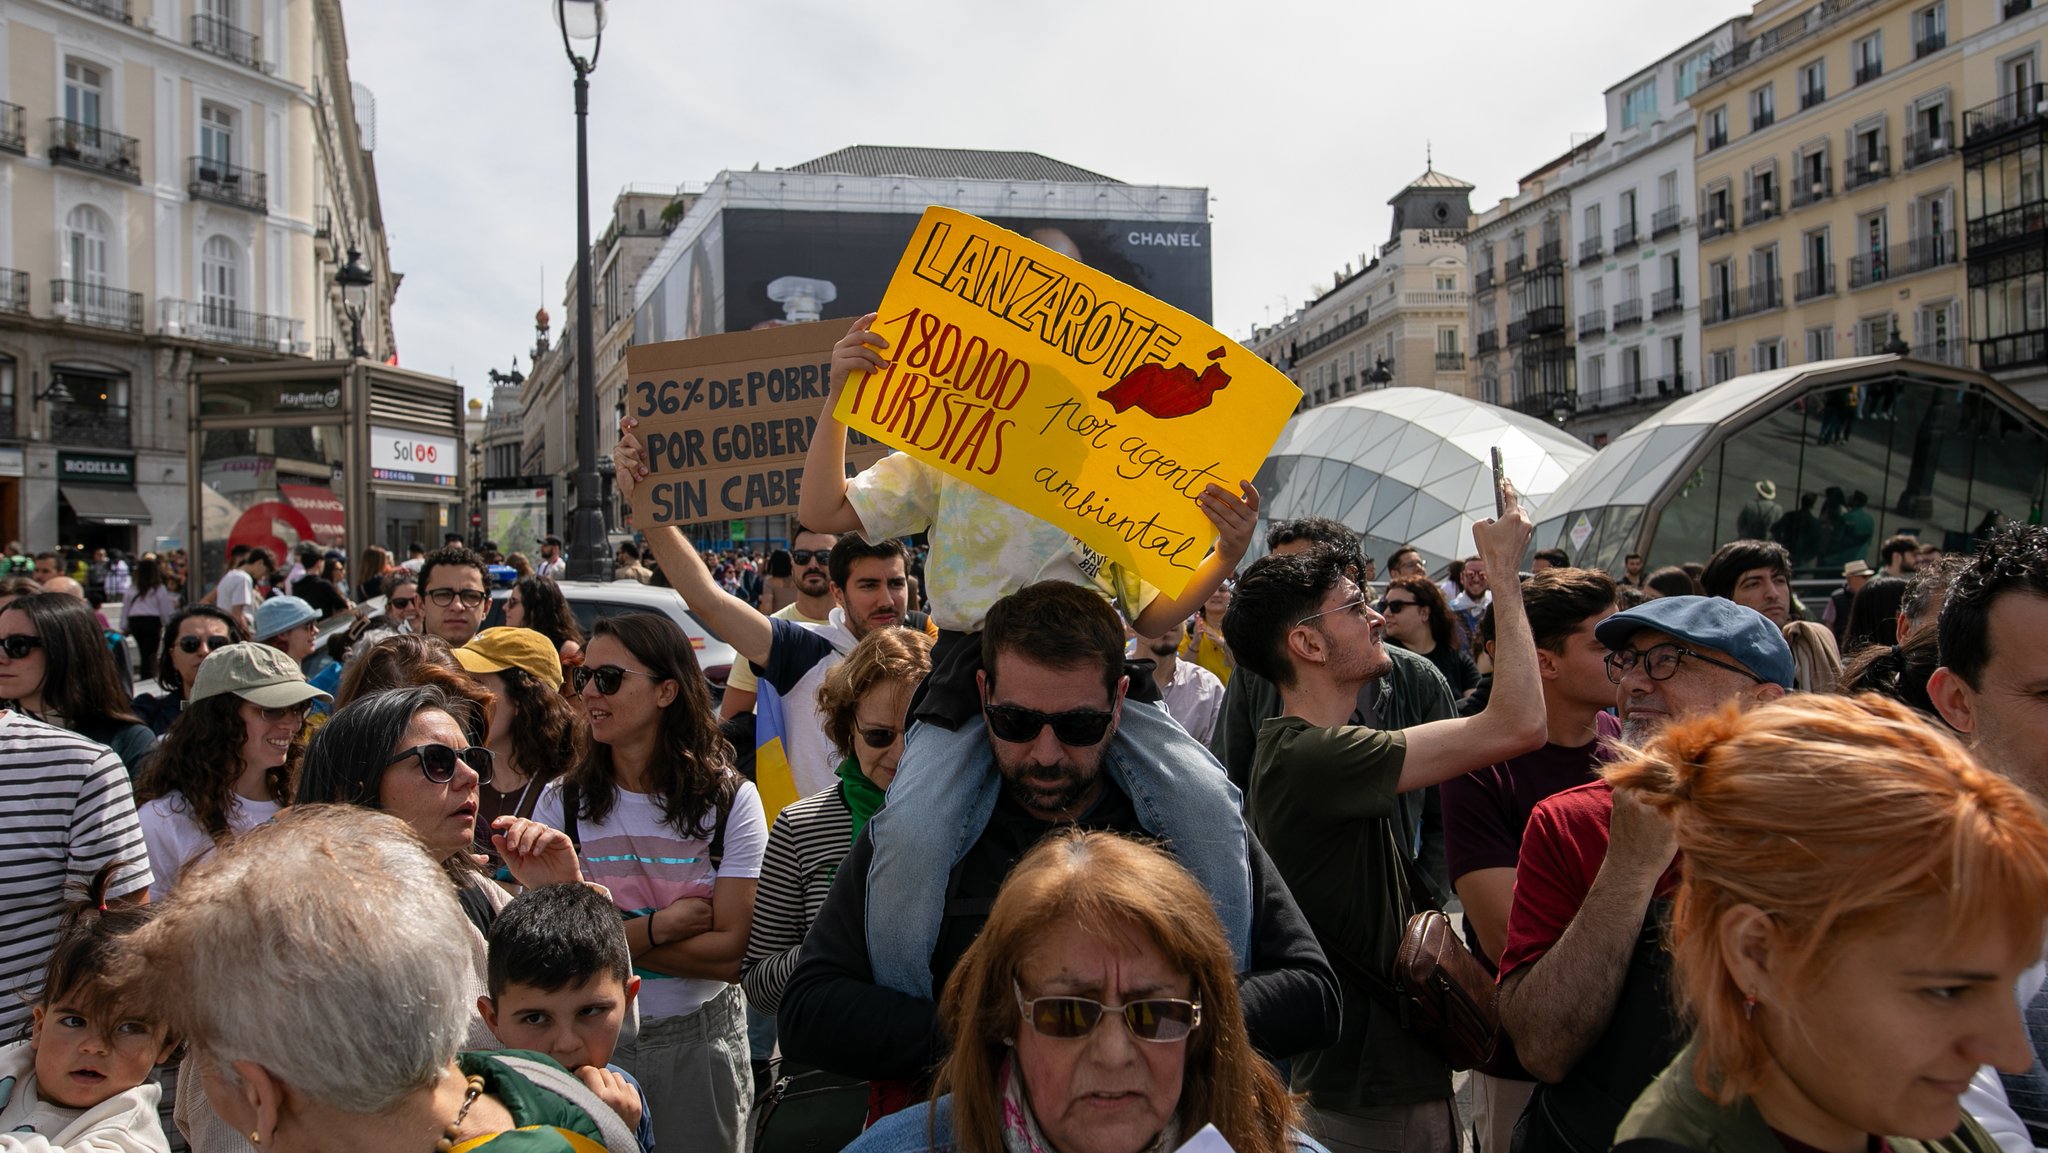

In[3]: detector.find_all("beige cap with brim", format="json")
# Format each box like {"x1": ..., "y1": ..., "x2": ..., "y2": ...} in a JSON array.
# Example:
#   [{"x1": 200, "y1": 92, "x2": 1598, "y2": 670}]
[{"x1": 189, "y1": 642, "x2": 332, "y2": 709}]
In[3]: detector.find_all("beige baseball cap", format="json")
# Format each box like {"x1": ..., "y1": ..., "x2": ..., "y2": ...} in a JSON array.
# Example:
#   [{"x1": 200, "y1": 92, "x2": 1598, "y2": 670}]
[{"x1": 189, "y1": 643, "x2": 331, "y2": 708}]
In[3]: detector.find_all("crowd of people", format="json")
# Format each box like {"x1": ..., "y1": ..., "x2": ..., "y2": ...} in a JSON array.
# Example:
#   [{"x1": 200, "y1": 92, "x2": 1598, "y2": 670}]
[{"x1": 0, "y1": 312, "x2": 2044, "y2": 1153}]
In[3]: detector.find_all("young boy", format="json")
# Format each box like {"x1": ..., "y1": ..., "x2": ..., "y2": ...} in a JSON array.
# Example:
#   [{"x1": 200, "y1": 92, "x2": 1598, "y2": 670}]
[{"x1": 479, "y1": 883, "x2": 657, "y2": 1153}]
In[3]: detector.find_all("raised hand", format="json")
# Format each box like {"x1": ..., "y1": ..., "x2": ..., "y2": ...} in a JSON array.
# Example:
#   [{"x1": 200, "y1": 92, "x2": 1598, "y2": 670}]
[
  {"x1": 491, "y1": 816, "x2": 584, "y2": 889},
  {"x1": 831, "y1": 313, "x2": 891, "y2": 393},
  {"x1": 1197, "y1": 480, "x2": 1261, "y2": 563}
]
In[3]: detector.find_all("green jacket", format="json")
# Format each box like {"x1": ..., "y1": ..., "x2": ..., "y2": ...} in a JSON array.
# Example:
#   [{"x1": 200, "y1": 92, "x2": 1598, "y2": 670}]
[{"x1": 1616, "y1": 1042, "x2": 1998, "y2": 1153}]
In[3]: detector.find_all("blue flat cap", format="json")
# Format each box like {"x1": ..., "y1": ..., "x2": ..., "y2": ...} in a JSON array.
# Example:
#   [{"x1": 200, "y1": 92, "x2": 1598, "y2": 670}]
[{"x1": 1593, "y1": 595, "x2": 1795, "y2": 690}]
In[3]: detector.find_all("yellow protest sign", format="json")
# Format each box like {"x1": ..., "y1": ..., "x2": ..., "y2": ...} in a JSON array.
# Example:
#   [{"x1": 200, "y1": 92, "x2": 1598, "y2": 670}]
[{"x1": 833, "y1": 207, "x2": 1302, "y2": 598}]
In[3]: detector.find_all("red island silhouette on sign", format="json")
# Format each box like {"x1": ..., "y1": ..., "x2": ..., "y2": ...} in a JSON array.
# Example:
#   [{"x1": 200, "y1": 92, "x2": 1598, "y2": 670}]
[{"x1": 1096, "y1": 346, "x2": 1232, "y2": 420}]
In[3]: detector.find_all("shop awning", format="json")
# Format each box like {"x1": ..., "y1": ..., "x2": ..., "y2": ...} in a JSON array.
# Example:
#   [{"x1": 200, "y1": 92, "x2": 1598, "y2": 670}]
[{"x1": 61, "y1": 484, "x2": 152, "y2": 527}]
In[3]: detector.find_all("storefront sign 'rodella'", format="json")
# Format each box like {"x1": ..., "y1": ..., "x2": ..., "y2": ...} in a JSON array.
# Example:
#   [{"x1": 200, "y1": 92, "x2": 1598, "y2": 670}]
[{"x1": 832, "y1": 207, "x2": 1300, "y2": 598}]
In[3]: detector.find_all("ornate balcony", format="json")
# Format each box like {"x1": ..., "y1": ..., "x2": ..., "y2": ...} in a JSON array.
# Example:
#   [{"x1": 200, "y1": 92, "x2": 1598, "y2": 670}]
[
  {"x1": 1577, "y1": 308, "x2": 1607, "y2": 339},
  {"x1": 48, "y1": 118, "x2": 140, "y2": 183},
  {"x1": 49, "y1": 402, "x2": 129, "y2": 448},
  {"x1": 1475, "y1": 329, "x2": 1500, "y2": 355},
  {"x1": 159, "y1": 299, "x2": 303, "y2": 353},
  {"x1": 52, "y1": 279, "x2": 141, "y2": 331},
  {"x1": 0, "y1": 270, "x2": 27, "y2": 314},
  {"x1": 1473, "y1": 267, "x2": 1496, "y2": 293},
  {"x1": 1651, "y1": 205, "x2": 1681, "y2": 238},
  {"x1": 1847, "y1": 231, "x2": 1957, "y2": 288},
  {"x1": 59, "y1": 0, "x2": 128, "y2": 22},
  {"x1": 1505, "y1": 254, "x2": 1528, "y2": 280},
  {"x1": 1613, "y1": 220, "x2": 1639, "y2": 252},
  {"x1": 1846, "y1": 146, "x2": 1892, "y2": 190},
  {"x1": 1613, "y1": 298, "x2": 1644, "y2": 328},
  {"x1": 1525, "y1": 305, "x2": 1567, "y2": 337},
  {"x1": 1536, "y1": 240, "x2": 1563, "y2": 269},
  {"x1": 1792, "y1": 168, "x2": 1834, "y2": 209},
  {"x1": 1914, "y1": 30, "x2": 1947, "y2": 59},
  {"x1": 1796, "y1": 265, "x2": 1836, "y2": 301},
  {"x1": 1704, "y1": 293, "x2": 1736, "y2": 325},
  {"x1": 1742, "y1": 190, "x2": 1780, "y2": 226},
  {"x1": 1964, "y1": 85, "x2": 2048, "y2": 146},
  {"x1": 1435, "y1": 351, "x2": 1466, "y2": 372},
  {"x1": 192, "y1": 13, "x2": 262, "y2": 70},
  {"x1": 1578, "y1": 236, "x2": 1604, "y2": 266},
  {"x1": 1735, "y1": 279, "x2": 1783, "y2": 317},
  {"x1": 1854, "y1": 60, "x2": 1883, "y2": 87},
  {"x1": 0, "y1": 103, "x2": 22, "y2": 155},
  {"x1": 1904, "y1": 120, "x2": 1954, "y2": 168},
  {"x1": 187, "y1": 157, "x2": 267, "y2": 213},
  {"x1": 1652, "y1": 286, "x2": 1684, "y2": 317},
  {"x1": 1700, "y1": 207, "x2": 1736, "y2": 242}
]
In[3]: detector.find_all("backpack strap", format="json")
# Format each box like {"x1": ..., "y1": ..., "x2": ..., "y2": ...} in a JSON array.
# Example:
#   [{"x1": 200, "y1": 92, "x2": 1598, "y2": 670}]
[
  {"x1": 707, "y1": 769, "x2": 737, "y2": 870},
  {"x1": 490, "y1": 1054, "x2": 641, "y2": 1153},
  {"x1": 561, "y1": 783, "x2": 581, "y2": 851}
]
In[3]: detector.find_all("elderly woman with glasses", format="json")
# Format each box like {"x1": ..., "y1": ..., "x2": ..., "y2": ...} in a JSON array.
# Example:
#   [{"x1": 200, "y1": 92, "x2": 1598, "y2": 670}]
[
  {"x1": 535, "y1": 611, "x2": 767, "y2": 1153},
  {"x1": 127, "y1": 806, "x2": 638, "y2": 1153},
  {"x1": 135, "y1": 644, "x2": 327, "y2": 901},
  {"x1": 846, "y1": 829, "x2": 1317, "y2": 1153}
]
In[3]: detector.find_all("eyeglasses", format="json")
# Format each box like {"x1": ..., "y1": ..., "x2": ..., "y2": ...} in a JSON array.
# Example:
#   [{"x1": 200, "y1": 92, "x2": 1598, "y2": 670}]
[
  {"x1": 857, "y1": 725, "x2": 901, "y2": 750},
  {"x1": 572, "y1": 664, "x2": 666, "y2": 695},
  {"x1": 1604, "y1": 642, "x2": 1765, "y2": 685},
  {"x1": 387, "y1": 596, "x2": 417, "y2": 609},
  {"x1": 1378, "y1": 598, "x2": 1420, "y2": 614},
  {"x1": 1295, "y1": 594, "x2": 1372, "y2": 628},
  {"x1": 176, "y1": 634, "x2": 234, "y2": 655},
  {"x1": 1014, "y1": 982, "x2": 1201, "y2": 1043},
  {"x1": 790, "y1": 550, "x2": 829, "y2": 565},
  {"x1": 0, "y1": 634, "x2": 42, "y2": 659},
  {"x1": 983, "y1": 701, "x2": 1116, "y2": 747},
  {"x1": 422, "y1": 588, "x2": 488, "y2": 608},
  {"x1": 248, "y1": 701, "x2": 313, "y2": 724},
  {"x1": 383, "y1": 742, "x2": 494, "y2": 785}
]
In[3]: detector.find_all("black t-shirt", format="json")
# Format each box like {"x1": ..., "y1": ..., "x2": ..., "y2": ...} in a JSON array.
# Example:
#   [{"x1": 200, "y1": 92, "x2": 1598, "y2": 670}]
[{"x1": 932, "y1": 782, "x2": 1141, "y2": 989}]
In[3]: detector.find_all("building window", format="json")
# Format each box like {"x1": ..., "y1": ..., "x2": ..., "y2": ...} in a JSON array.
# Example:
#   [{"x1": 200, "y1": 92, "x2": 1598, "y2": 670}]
[
  {"x1": 1677, "y1": 49, "x2": 1716, "y2": 100},
  {"x1": 1752, "y1": 339, "x2": 1785, "y2": 371},
  {"x1": 1751, "y1": 84, "x2": 1776, "y2": 131},
  {"x1": 1799, "y1": 58, "x2": 1827, "y2": 109},
  {"x1": 1968, "y1": 248, "x2": 2046, "y2": 368},
  {"x1": 1709, "y1": 348, "x2": 1736, "y2": 384},
  {"x1": 63, "y1": 59, "x2": 104, "y2": 128},
  {"x1": 1658, "y1": 171, "x2": 1679, "y2": 212},
  {"x1": 1622, "y1": 78, "x2": 1659, "y2": 130},
  {"x1": 200, "y1": 103, "x2": 235, "y2": 166},
  {"x1": 1584, "y1": 203, "x2": 1602, "y2": 242},
  {"x1": 1705, "y1": 105, "x2": 1730, "y2": 149},
  {"x1": 64, "y1": 205, "x2": 109, "y2": 287},
  {"x1": 1587, "y1": 354, "x2": 1605, "y2": 392},
  {"x1": 1854, "y1": 32, "x2": 1884, "y2": 84},
  {"x1": 1856, "y1": 313, "x2": 1895, "y2": 356},
  {"x1": 1437, "y1": 327, "x2": 1459, "y2": 356},
  {"x1": 1807, "y1": 326, "x2": 1836, "y2": 361},
  {"x1": 1914, "y1": 3, "x2": 1947, "y2": 57},
  {"x1": 1435, "y1": 274, "x2": 1456, "y2": 292},
  {"x1": 201, "y1": 236, "x2": 239, "y2": 322}
]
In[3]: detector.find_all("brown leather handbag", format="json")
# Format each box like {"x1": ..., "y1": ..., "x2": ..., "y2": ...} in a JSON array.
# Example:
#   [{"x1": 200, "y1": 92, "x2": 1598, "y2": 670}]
[{"x1": 1365, "y1": 820, "x2": 1501, "y2": 1071}]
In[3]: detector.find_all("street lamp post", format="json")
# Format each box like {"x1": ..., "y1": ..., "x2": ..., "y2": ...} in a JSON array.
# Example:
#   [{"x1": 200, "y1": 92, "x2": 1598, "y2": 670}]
[
  {"x1": 335, "y1": 247, "x2": 373, "y2": 359},
  {"x1": 557, "y1": 0, "x2": 608, "y2": 581}
]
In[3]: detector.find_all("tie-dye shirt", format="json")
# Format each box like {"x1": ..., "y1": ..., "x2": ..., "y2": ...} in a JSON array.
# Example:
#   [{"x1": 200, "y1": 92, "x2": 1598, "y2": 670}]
[
  {"x1": 533, "y1": 780, "x2": 767, "y2": 1020},
  {"x1": 845, "y1": 452, "x2": 1156, "y2": 633}
]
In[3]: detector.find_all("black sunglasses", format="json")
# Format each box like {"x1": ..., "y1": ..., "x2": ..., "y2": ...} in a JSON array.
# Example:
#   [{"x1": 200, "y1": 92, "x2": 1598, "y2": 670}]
[
  {"x1": 423, "y1": 588, "x2": 488, "y2": 608},
  {"x1": 572, "y1": 664, "x2": 666, "y2": 695},
  {"x1": 858, "y1": 725, "x2": 901, "y2": 750},
  {"x1": 387, "y1": 595, "x2": 417, "y2": 609},
  {"x1": 983, "y1": 701, "x2": 1115, "y2": 747},
  {"x1": 176, "y1": 634, "x2": 234, "y2": 655},
  {"x1": 790, "y1": 550, "x2": 829, "y2": 565},
  {"x1": 383, "y1": 742, "x2": 494, "y2": 785},
  {"x1": 0, "y1": 634, "x2": 42, "y2": 660}
]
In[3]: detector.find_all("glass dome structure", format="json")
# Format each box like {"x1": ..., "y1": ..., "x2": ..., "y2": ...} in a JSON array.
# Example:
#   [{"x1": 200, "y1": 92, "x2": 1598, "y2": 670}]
[
  {"x1": 1249, "y1": 388, "x2": 1594, "y2": 571},
  {"x1": 1533, "y1": 355, "x2": 2048, "y2": 578}
]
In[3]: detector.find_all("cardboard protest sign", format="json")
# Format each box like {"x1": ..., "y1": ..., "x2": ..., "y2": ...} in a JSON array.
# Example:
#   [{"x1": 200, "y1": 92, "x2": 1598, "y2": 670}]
[
  {"x1": 832, "y1": 207, "x2": 1301, "y2": 598},
  {"x1": 625, "y1": 321, "x2": 889, "y2": 525}
]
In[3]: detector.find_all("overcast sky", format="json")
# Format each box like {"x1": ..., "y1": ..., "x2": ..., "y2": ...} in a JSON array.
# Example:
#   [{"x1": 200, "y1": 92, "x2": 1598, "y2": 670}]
[{"x1": 344, "y1": 1, "x2": 1741, "y2": 405}]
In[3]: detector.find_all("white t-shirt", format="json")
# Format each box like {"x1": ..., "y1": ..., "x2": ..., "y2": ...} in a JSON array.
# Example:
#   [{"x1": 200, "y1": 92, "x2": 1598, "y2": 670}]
[
  {"x1": 533, "y1": 778, "x2": 767, "y2": 1021},
  {"x1": 138, "y1": 791, "x2": 282, "y2": 902},
  {"x1": 0, "y1": 711, "x2": 152, "y2": 1037},
  {"x1": 215, "y1": 568, "x2": 255, "y2": 616}
]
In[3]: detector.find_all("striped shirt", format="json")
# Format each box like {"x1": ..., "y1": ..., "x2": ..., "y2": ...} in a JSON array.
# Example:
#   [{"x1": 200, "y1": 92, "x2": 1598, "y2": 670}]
[
  {"x1": 0, "y1": 711, "x2": 152, "y2": 1035},
  {"x1": 739, "y1": 784, "x2": 855, "y2": 1015}
]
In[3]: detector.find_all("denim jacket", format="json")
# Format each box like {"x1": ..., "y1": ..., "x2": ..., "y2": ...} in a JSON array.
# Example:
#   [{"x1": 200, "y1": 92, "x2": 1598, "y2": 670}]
[{"x1": 865, "y1": 701, "x2": 1254, "y2": 999}]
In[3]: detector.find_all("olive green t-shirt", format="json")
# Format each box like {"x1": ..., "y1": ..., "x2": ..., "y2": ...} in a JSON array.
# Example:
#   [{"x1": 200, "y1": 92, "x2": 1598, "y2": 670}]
[{"x1": 1247, "y1": 715, "x2": 1451, "y2": 1110}]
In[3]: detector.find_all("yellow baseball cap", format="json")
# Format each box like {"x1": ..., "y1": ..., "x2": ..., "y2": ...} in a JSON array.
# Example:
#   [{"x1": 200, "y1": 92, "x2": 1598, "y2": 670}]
[{"x1": 454, "y1": 627, "x2": 563, "y2": 691}]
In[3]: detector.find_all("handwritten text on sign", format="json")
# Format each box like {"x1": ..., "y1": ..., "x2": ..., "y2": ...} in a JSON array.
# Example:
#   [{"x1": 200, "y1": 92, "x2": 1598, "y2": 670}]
[
  {"x1": 834, "y1": 207, "x2": 1300, "y2": 597},
  {"x1": 625, "y1": 322, "x2": 888, "y2": 525}
]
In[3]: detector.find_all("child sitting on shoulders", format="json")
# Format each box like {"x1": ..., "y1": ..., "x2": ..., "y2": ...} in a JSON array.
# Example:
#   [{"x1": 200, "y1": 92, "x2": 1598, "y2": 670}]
[
  {"x1": 0, "y1": 860, "x2": 175, "y2": 1153},
  {"x1": 478, "y1": 883, "x2": 656, "y2": 1153}
]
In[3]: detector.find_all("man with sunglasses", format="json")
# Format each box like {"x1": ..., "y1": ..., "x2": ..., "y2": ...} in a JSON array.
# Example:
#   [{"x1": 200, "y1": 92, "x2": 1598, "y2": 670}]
[
  {"x1": 1222, "y1": 486, "x2": 1547, "y2": 1153},
  {"x1": 1495, "y1": 597, "x2": 1790, "y2": 1153},
  {"x1": 719, "y1": 527, "x2": 839, "y2": 722},
  {"x1": 417, "y1": 545, "x2": 491, "y2": 647},
  {"x1": 778, "y1": 580, "x2": 1339, "y2": 1106}
]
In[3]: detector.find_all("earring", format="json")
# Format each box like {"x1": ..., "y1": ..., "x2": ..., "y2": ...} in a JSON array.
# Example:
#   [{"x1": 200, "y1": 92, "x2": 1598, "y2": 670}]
[
  {"x1": 1742, "y1": 992, "x2": 1758, "y2": 1021},
  {"x1": 250, "y1": 1134, "x2": 261, "y2": 1147}
]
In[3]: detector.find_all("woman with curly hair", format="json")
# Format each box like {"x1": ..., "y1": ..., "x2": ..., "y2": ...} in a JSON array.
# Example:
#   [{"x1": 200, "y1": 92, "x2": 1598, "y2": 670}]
[
  {"x1": 136, "y1": 643, "x2": 327, "y2": 900},
  {"x1": 331, "y1": 632, "x2": 494, "y2": 745},
  {"x1": 504, "y1": 575, "x2": 584, "y2": 667},
  {"x1": 742, "y1": 626, "x2": 932, "y2": 1017},
  {"x1": 1609, "y1": 693, "x2": 2048, "y2": 1153},
  {"x1": 452, "y1": 626, "x2": 591, "y2": 871},
  {"x1": 534, "y1": 611, "x2": 766, "y2": 1153}
]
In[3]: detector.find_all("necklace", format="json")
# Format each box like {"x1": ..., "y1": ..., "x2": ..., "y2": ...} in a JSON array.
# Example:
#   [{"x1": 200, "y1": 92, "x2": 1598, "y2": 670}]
[{"x1": 434, "y1": 1073, "x2": 488, "y2": 1153}]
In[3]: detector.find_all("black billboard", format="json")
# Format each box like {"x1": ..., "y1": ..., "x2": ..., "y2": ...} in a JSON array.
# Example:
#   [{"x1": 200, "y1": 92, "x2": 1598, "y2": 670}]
[{"x1": 721, "y1": 208, "x2": 1211, "y2": 332}]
